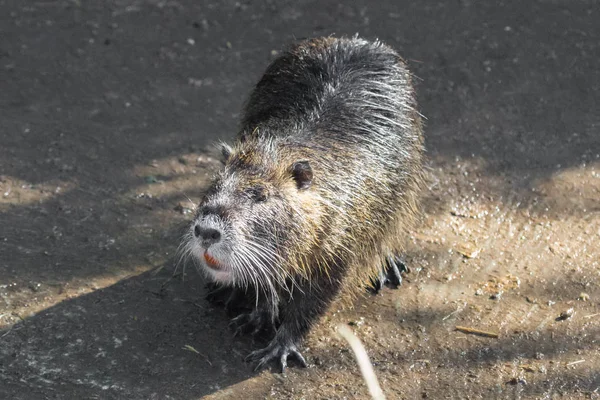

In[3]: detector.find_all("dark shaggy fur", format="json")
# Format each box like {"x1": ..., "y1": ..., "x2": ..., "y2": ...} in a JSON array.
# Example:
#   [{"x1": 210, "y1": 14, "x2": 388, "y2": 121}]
[{"x1": 183, "y1": 36, "x2": 424, "y2": 372}]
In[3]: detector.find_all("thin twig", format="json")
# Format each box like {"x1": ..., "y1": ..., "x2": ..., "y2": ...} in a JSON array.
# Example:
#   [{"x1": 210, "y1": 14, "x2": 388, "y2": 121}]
[
  {"x1": 455, "y1": 326, "x2": 499, "y2": 338},
  {"x1": 338, "y1": 325, "x2": 386, "y2": 400},
  {"x1": 443, "y1": 309, "x2": 461, "y2": 321},
  {"x1": 183, "y1": 344, "x2": 212, "y2": 366},
  {"x1": 443, "y1": 302, "x2": 467, "y2": 321}
]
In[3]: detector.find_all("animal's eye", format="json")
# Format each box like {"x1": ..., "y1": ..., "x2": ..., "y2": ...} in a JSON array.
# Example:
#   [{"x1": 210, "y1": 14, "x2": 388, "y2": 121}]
[
  {"x1": 246, "y1": 185, "x2": 268, "y2": 202},
  {"x1": 291, "y1": 160, "x2": 312, "y2": 190}
]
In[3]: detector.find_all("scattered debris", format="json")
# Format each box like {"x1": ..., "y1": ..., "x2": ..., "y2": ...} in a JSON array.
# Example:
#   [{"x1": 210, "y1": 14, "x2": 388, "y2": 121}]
[
  {"x1": 348, "y1": 317, "x2": 365, "y2": 327},
  {"x1": 442, "y1": 303, "x2": 466, "y2": 321},
  {"x1": 337, "y1": 325, "x2": 385, "y2": 400},
  {"x1": 188, "y1": 78, "x2": 213, "y2": 87},
  {"x1": 578, "y1": 292, "x2": 590, "y2": 301},
  {"x1": 526, "y1": 296, "x2": 538, "y2": 304},
  {"x1": 450, "y1": 202, "x2": 488, "y2": 219},
  {"x1": 196, "y1": 155, "x2": 217, "y2": 165},
  {"x1": 566, "y1": 360, "x2": 585, "y2": 367},
  {"x1": 475, "y1": 274, "x2": 520, "y2": 299},
  {"x1": 455, "y1": 242, "x2": 481, "y2": 259},
  {"x1": 556, "y1": 308, "x2": 575, "y2": 321},
  {"x1": 455, "y1": 326, "x2": 499, "y2": 338},
  {"x1": 183, "y1": 344, "x2": 200, "y2": 354},
  {"x1": 182, "y1": 345, "x2": 212, "y2": 366},
  {"x1": 413, "y1": 233, "x2": 442, "y2": 244},
  {"x1": 507, "y1": 377, "x2": 527, "y2": 385},
  {"x1": 174, "y1": 203, "x2": 193, "y2": 215},
  {"x1": 28, "y1": 282, "x2": 41, "y2": 292}
]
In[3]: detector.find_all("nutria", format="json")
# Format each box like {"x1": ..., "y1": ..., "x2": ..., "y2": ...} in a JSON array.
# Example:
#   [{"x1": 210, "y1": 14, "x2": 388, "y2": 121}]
[{"x1": 182, "y1": 36, "x2": 424, "y2": 372}]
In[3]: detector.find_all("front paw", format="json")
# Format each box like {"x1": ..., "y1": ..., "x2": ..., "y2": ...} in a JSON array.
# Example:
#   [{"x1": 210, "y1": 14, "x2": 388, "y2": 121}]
[
  {"x1": 246, "y1": 338, "x2": 308, "y2": 373},
  {"x1": 384, "y1": 255, "x2": 408, "y2": 288},
  {"x1": 368, "y1": 255, "x2": 409, "y2": 294},
  {"x1": 229, "y1": 309, "x2": 276, "y2": 338}
]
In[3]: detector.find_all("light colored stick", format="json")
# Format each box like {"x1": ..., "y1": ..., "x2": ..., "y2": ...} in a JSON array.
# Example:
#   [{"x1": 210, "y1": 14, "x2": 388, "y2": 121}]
[
  {"x1": 455, "y1": 325, "x2": 499, "y2": 338},
  {"x1": 337, "y1": 325, "x2": 386, "y2": 400}
]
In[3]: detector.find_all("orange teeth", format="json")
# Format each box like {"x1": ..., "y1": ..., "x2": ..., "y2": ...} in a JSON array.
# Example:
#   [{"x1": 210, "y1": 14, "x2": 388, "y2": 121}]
[{"x1": 203, "y1": 252, "x2": 222, "y2": 269}]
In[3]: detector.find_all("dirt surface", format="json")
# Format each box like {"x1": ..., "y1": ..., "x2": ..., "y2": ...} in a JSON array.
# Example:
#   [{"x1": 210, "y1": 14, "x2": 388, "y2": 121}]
[{"x1": 1, "y1": 0, "x2": 599, "y2": 399}]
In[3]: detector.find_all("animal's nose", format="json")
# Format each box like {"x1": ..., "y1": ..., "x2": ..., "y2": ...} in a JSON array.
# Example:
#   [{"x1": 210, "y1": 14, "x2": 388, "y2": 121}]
[{"x1": 194, "y1": 225, "x2": 222, "y2": 247}]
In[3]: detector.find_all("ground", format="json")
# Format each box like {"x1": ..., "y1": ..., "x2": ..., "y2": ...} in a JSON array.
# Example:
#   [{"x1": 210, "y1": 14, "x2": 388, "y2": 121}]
[{"x1": 1, "y1": 0, "x2": 599, "y2": 399}]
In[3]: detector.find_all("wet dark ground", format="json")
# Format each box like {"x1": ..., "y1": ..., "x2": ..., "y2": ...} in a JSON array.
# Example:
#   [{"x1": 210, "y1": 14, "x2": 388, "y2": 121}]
[{"x1": 1, "y1": 0, "x2": 599, "y2": 399}]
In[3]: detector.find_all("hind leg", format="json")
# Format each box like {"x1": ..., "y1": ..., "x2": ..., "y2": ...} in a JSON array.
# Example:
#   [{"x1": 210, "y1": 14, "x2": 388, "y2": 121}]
[
  {"x1": 385, "y1": 255, "x2": 407, "y2": 288},
  {"x1": 369, "y1": 254, "x2": 409, "y2": 294}
]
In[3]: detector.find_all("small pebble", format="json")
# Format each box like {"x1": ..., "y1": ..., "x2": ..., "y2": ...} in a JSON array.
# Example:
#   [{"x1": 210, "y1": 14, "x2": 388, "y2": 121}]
[
  {"x1": 578, "y1": 292, "x2": 589, "y2": 301},
  {"x1": 526, "y1": 296, "x2": 538, "y2": 304},
  {"x1": 348, "y1": 317, "x2": 365, "y2": 327},
  {"x1": 174, "y1": 203, "x2": 193, "y2": 215},
  {"x1": 556, "y1": 308, "x2": 574, "y2": 321}
]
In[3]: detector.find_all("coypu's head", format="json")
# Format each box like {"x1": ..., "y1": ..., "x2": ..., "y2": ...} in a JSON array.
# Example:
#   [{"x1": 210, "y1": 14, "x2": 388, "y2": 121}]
[{"x1": 185, "y1": 137, "x2": 322, "y2": 299}]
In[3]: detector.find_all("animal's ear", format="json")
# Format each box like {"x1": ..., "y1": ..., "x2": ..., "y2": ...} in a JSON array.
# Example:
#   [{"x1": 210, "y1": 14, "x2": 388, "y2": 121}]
[
  {"x1": 291, "y1": 161, "x2": 313, "y2": 190},
  {"x1": 220, "y1": 143, "x2": 233, "y2": 164}
]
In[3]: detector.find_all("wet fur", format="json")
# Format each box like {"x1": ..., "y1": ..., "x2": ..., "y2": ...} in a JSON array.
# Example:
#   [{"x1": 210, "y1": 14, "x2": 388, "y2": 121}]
[{"x1": 186, "y1": 36, "x2": 424, "y2": 370}]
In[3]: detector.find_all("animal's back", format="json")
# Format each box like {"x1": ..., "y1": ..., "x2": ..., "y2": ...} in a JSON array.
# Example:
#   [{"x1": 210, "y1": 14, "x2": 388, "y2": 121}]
[
  {"x1": 241, "y1": 37, "x2": 424, "y2": 289},
  {"x1": 187, "y1": 36, "x2": 425, "y2": 372},
  {"x1": 241, "y1": 37, "x2": 420, "y2": 149}
]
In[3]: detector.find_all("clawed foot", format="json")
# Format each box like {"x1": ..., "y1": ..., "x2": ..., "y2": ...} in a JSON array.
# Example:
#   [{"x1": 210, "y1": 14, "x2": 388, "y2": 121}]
[
  {"x1": 385, "y1": 255, "x2": 408, "y2": 288},
  {"x1": 229, "y1": 309, "x2": 276, "y2": 338},
  {"x1": 246, "y1": 338, "x2": 308, "y2": 373},
  {"x1": 369, "y1": 255, "x2": 409, "y2": 294}
]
